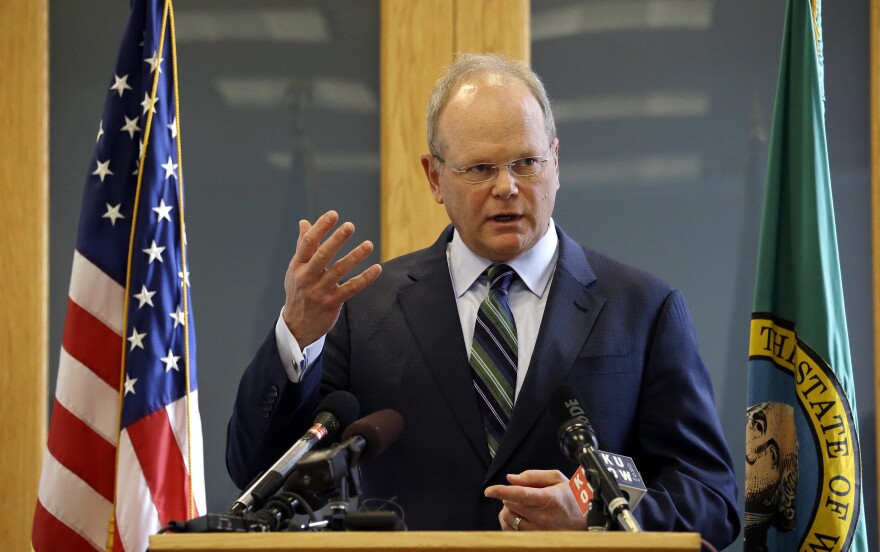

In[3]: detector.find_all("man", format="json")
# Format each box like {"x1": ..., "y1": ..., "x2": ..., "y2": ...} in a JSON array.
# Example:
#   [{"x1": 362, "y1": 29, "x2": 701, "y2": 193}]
[{"x1": 227, "y1": 53, "x2": 740, "y2": 548}]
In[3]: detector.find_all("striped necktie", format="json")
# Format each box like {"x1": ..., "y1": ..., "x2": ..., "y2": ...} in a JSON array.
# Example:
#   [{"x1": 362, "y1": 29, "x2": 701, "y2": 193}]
[{"x1": 470, "y1": 264, "x2": 518, "y2": 458}]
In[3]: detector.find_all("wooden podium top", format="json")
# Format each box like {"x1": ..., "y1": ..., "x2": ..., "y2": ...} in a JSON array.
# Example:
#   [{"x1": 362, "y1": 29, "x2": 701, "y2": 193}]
[{"x1": 149, "y1": 531, "x2": 701, "y2": 552}]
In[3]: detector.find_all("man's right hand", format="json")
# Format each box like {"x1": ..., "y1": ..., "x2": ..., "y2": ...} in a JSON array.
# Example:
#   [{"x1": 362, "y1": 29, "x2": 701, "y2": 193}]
[{"x1": 282, "y1": 210, "x2": 382, "y2": 348}]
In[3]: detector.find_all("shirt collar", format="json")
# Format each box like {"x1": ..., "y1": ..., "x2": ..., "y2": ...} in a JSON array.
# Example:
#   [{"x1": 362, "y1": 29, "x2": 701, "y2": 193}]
[{"x1": 448, "y1": 220, "x2": 559, "y2": 298}]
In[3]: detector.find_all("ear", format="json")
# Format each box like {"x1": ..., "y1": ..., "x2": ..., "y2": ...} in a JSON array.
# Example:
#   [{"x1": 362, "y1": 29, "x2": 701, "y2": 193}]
[{"x1": 421, "y1": 154, "x2": 444, "y2": 204}]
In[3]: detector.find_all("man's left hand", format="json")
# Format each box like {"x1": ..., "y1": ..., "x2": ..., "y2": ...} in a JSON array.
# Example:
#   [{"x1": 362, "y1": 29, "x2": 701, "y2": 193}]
[{"x1": 484, "y1": 470, "x2": 587, "y2": 531}]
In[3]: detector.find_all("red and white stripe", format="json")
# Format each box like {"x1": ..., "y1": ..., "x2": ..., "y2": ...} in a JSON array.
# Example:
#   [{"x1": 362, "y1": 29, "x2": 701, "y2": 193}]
[{"x1": 33, "y1": 251, "x2": 205, "y2": 551}]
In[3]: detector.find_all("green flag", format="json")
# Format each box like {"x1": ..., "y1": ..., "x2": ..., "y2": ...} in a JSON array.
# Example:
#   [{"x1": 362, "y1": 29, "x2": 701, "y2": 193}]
[{"x1": 745, "y1": 1, "x2": 868, "y2": 551}]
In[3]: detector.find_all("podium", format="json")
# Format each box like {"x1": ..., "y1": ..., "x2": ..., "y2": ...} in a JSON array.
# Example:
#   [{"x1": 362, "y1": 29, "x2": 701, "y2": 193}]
[{"x1": 149, "y1": 531, "x2": 701, "y2": 551}]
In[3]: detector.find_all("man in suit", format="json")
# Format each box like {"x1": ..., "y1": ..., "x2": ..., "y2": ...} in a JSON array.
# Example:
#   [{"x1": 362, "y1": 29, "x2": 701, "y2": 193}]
[{"x1": 227, "y1": 53, "x2": 740, "y2": 548}]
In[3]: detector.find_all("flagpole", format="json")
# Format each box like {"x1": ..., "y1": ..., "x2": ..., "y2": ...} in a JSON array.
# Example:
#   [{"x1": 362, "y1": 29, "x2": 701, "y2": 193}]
[{"x1": 165, "y1": 0, "x2": 197, "y2": 520}]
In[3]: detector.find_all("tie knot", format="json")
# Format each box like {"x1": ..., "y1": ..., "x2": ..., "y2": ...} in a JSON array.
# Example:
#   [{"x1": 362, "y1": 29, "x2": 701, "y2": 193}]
[{"x1": 486, "y1": 264, "x2": 516, "y2": 292}]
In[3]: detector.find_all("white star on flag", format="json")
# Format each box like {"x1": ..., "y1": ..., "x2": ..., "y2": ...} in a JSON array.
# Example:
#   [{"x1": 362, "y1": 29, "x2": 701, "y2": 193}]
[
  {"x1": 102, "y1": 203, "x2": 124, "y2": 225},
  {"x1": 161, "y1": 349, "x2": 181, "y2": 372},
  {"x1": 161, "y1": 157, "x2": 178, "y2": 180},
  {"x1": 120, "y1": 115, "x2": 141, "y2": 140},
  {"x1": 141, "y1": 92, "x2": 158, "y2": 115},
  {"x1": 153, "y1": 199, "x2": 173, "y2": 222},
  {"x1": 143, "y1": 240, "x2": 166, "y2": 264},
  {"x1": 169, "y1": 306, "x2": 186, "y2": 328},
  {"x1": 96, "y1": 120, "x2": 104, "y2": 143},
  {"x1": 110, "y1": 74, "x2": 133, "y2": 97},
  {"x1": 145, "y1": 50, "x2": 163, "y2": 74},
  {"x1": 93, "y1": 159, "x2": 114, "y2": 182},
  {"x1": 123, "y1": 374, "x2": 138, "y2": 396},
  {"x1": 133, "y1": 285, "x2": 156, "y2": 308},
  {"x1": 178, "y1": 268, "x2": 191, "y2": 287},
  {"x1": 168, "y1": 116, "x2": 178, "y2": 139},
  {"x1": 127, "y1": 328, "x2": 147, "y2": 351}
]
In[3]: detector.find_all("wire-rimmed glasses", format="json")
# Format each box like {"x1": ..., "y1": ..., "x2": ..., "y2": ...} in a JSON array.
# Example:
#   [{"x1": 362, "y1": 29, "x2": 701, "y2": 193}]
[{"x1": 435, "y1": 148, "x2": 555, "y2": 184}]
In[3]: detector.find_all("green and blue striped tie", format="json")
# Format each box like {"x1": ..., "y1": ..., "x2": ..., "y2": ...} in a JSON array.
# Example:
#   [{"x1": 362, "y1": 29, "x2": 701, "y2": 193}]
[{"x1": 470, "y1": 264, "x2": 518, "y2": 458}]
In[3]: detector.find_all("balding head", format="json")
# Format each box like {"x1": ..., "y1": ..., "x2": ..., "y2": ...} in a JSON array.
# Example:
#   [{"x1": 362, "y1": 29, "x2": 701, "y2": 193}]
[{"x1": 426, "y1": 52, "x2": 556, "y2": 158}]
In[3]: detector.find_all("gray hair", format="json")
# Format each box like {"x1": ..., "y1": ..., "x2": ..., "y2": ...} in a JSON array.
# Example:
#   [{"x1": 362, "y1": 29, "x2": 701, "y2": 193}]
[{"x1": 426, "y1": 52, "x2": 557, "y2": 157}]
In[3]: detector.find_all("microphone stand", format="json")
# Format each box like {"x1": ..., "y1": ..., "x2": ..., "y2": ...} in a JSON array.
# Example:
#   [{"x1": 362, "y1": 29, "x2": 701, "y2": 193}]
[
  {"x1": 584, "y1": 468, "x2": 608, "y2": 531},
  {"x1": 284, "y1": 437, "x2": 404, "y2": 532}
]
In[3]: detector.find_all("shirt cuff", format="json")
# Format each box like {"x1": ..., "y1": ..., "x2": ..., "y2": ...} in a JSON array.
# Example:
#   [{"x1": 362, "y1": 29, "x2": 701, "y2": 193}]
[{"x1": 275, "y1": 308, "x2": 326, "y2": 382}]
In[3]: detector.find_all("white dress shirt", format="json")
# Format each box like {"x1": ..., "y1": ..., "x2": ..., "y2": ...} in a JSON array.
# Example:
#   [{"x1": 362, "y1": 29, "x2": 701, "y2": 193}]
[{"x1": 446, "y1": 225, "x2": 558, "y2": 400}]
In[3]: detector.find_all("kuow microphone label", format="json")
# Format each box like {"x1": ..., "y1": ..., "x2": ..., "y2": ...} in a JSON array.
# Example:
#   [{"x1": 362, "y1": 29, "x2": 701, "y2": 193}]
[{"x1": 568, "y1": 450, "x2": 647, "y2": 516}]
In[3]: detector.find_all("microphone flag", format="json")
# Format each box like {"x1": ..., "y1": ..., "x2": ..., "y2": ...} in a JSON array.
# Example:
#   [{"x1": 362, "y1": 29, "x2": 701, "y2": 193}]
[{"x1": 568, "y1": 450, "x2": 647, "y2": 516}]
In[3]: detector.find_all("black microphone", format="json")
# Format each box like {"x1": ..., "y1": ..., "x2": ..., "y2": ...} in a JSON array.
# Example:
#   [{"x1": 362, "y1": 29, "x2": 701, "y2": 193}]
[
  {"x1": 227, "y1": 390, "x2": 360, "y2": 516},
  {"x1": 284, "y1": 409, "x2": 405, "y2": 497},
  {"x1": 550, "y1": 384, "x2": 642, "y2": 532},
  {"x1": 257, "y1": 409, "x2": 406, "y2": 532},
  {"x1": 339, "y1": 408, "x2": 404, "y2": 461}
]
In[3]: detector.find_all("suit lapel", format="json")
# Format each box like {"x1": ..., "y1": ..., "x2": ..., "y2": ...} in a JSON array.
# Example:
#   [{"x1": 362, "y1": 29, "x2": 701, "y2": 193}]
[
  {"x1": 398, "y1": 227, "x2": 493, "y2": 467},
  {"x1": 486, "y1": 228, "x2": 604, "y2": 481}
]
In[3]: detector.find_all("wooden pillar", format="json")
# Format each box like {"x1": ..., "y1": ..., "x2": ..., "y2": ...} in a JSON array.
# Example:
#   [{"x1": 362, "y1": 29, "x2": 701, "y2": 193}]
[
  {"x1": 380, "y1": 0, "x2": 530, "y2": 260},
  {"x1": 0, "y1": 0, "x2": 49, "y2": 548},
  {"x1": 454, "y1": 0, "x2": 530, "y2": 59}
]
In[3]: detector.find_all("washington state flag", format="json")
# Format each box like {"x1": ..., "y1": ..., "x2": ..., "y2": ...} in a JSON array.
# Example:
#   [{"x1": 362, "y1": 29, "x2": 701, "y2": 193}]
[{"x1": 745, "y1": 1, "x2": 868, "y2": 551}]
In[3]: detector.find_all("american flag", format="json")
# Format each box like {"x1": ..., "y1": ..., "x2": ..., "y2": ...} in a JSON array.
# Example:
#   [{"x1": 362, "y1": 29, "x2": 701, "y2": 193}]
[{"x1": 32, "y1": 1, "x2": 205, "y2": 550}]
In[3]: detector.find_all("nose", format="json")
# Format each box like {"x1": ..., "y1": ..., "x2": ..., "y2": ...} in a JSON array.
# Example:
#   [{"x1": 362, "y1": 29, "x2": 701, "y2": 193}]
[{"x1": 492, "y1": 166, "x2": 518, "y2": 198}]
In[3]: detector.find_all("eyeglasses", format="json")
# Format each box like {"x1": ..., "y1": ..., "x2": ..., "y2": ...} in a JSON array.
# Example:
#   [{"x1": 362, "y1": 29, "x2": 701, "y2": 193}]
[{"x1": 436, "y1": 149, "x2": 555, "y2": 184}]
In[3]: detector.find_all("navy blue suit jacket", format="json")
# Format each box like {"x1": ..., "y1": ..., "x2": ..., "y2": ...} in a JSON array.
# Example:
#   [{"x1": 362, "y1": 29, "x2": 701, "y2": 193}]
[{"x1": 227, "y1": 225, "x2": 740, "y2": 548}]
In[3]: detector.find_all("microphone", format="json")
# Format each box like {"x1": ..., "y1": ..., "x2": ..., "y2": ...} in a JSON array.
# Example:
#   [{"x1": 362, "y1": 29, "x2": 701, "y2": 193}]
[
  {"x1": 339, "y1": 408, "x2": 404, "y2": 461},
  {"x1": 227, "y1": 390, "x2": 360, "y2": 516},
  {"x1": 259, "y1": 410, "x2": 405, "y2": 532},
  {"x1": 285, "y1": 409, "x2": 405, "y2": 496},
  {"x1": 551, "y1": 384, "x2": 642, "y2": 532}
]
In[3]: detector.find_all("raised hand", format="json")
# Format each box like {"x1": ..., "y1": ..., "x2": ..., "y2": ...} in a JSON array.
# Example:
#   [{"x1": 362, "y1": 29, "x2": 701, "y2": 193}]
[{"x1": 282, "y1": 210, "x2": 382, "y2": 347}]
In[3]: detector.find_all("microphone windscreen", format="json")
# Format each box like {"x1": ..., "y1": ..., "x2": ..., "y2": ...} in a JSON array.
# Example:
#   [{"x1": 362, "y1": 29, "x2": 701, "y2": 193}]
[
  {"x1": 550, "y1": 383, "x2": 589, "y2": 425},
  {"x1": 341, "y1": 409, "x2": 404, "y2": 461},
  {"x1": 317, "y1": 390, "x2": 360, "y2": 433},
  {"x1": 551, "y1": 384, "x2": 599, "y2": 452}
]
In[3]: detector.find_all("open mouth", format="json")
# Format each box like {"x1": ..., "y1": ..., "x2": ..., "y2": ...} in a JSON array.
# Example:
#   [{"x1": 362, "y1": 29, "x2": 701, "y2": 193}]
[{"x1": 492, "y1": 214, "x2": 519, "y2": 222}]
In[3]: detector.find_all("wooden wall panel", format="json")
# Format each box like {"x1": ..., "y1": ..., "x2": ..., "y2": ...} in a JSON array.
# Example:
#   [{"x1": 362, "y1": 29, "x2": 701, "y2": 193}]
[
  {"x1": 380, "y1": 0, "x2": 530, "y2": 260},
  {"x1": 454, "y1": 0, "x2": 530, "y2": 63},
  {"x1": 380, "y1": 0, "x2": 455, "y2": 260},
  {"x1": 0, "y1": 0, "x2": 48, "y2": 548}
]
